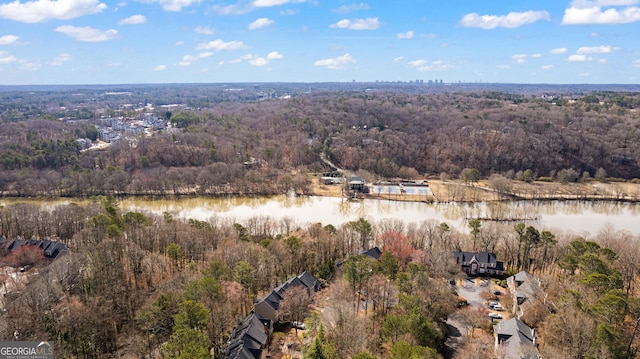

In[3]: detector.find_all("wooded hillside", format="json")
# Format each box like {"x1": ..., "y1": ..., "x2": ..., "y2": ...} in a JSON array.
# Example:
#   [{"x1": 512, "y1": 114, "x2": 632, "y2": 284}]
[{"x1": 0, "y1": 89, "x2": 639, "y2": 197}]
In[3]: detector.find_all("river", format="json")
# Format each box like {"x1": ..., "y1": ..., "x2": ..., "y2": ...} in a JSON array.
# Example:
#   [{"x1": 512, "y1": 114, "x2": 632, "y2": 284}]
[
  {"x1": 119, "y1": 196, "x2": 640, "y2": 236},
  {"x1": 2, "y1": 196, "x2": 639, "y2": 236}
]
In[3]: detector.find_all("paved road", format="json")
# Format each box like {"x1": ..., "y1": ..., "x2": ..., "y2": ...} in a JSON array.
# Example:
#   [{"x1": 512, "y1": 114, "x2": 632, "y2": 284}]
[{"x1": 444, "y1": 278, "x2": 493, "y2": 358}]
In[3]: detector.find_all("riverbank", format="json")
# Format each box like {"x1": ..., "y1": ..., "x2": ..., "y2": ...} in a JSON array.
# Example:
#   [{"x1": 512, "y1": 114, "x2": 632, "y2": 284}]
[{"x1": 310, "y1": 177, "x2": 640, "y2": 203}]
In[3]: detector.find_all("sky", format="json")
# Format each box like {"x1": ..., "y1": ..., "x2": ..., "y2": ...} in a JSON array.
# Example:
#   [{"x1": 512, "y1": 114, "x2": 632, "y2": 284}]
[{"x1": 0, "y1": 0, "x2": 640, "y2": 85}]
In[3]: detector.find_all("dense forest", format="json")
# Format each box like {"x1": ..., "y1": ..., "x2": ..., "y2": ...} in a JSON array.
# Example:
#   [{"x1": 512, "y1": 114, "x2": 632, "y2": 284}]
[
  {"x1": 1, "y1": 198, "x2": 640, "y2": 358},
  {"x1": 2, "y1": 85, "x2": 640, "y2": 358},
  {"x1": 0, "y1": 86, "x2": 640, "y2": 197}
]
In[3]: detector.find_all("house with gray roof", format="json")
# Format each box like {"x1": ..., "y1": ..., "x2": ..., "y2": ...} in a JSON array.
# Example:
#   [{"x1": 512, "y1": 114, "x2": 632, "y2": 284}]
[
  {"x1": 227, "y1": 271, "x2": 320, "y2": 358},
  {"x1": 254, "y1": 271, "x2": 320, "y2": 321},
  {"x1": 224, "y1": 313, "x2": 272, "y2": 359},
  {"x1": 507, "y1": 271, "x2": 543, "y2": 319},
  {"x1": 494, "y1": 318, "x2": 541, "y2": 359}
]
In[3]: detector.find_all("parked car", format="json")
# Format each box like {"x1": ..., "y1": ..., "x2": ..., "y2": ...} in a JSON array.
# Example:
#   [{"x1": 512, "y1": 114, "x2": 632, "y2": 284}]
[
  {"x1": 492, "y1": 304, "x2": 505, "y2": 311},
  {"x1": 292, "y1": 321, "x2": 306, "y2": 330},
  {"x1": 488, "y1": 313, "x2": 503, "y2": 319}
]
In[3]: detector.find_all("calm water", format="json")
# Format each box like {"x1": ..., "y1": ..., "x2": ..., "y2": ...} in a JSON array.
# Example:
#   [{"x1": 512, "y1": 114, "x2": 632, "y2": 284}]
[
  {"x1": 2, "y1": 196, "x2": 639, "y2": 236},
  {"x1": 119, "y1": 196, "x2": 640, "y2": 236}
]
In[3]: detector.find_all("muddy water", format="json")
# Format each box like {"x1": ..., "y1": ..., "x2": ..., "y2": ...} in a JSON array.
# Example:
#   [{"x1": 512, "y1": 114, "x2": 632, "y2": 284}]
[{"x1": 2, "y1": 196, "x2": 639, "y2": 236}]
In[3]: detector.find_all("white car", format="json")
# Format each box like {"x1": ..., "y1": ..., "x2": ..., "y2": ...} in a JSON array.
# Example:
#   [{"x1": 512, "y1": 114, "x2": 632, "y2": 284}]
[{"x1": 488, "y1": 313, "x2": 503, "y2": 319}]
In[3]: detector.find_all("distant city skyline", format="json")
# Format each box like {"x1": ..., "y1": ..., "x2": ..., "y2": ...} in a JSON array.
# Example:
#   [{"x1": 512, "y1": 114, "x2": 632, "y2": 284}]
[{"x1": 0, "y1": 0, "x2": 639, "y2": 85}]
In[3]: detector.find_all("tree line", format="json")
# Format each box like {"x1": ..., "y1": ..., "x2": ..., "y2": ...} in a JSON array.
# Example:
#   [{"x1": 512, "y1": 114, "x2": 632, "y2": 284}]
[
  {"x1": 1, "y1": 90, "x2": 640, "y2": 197},
  {"x1": 2, "y1": 199, "x2": 640, "y2": 357}
]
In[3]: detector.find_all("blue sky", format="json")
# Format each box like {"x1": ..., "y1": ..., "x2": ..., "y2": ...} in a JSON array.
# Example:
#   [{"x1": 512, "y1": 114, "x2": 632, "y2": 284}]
[{"x1": 1, "y1": 0, "x2": 639, "y2": 85}]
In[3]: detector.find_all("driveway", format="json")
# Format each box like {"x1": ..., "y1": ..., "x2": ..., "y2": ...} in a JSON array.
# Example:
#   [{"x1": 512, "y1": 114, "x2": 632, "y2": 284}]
[
  {"x1": 444, "y1": 277, "x2": 494, "y2": 358},
  {"x1": 456, "y1": 277, "x2": 490, "y2": 307}
]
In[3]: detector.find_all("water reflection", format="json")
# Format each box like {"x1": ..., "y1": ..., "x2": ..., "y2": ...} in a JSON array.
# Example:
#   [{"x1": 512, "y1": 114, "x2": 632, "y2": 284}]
[
  {"x1": 120, "y1": 197, "x2": 640, "y2": 235},
  {"x1": 1, "y1": 196, "x2": 639, "y2": 236}
]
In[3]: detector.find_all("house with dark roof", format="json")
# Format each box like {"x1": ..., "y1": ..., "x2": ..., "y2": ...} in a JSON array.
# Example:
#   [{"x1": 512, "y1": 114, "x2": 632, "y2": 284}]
[
  {"x1": 494, "y1": 318, "x2": 541, "y2": 359},
  {"x1": 453, "y1": 251, "x2": 505, "y2": 276},
  {"x1": 507, "y1": 271, "x2": 543, "y2": 319},
  {"x1": 254, "y1": 271, "x2": 320, "y2": 321},
  {"x1": 224, "y1": 312, "x2": 272, "y2": 359},
  {"x1": 336, "y1": 247, "x2": 382, "y2": 268},
  {"x1": 1, "y1": 237, "x2": 68, "y2": 260},
  {"x1": 226, "y1": 271, "x2": 320, "y2": 359},
  {"x1": 358, "y1": 247, "x2": 382, "y2": 261}
]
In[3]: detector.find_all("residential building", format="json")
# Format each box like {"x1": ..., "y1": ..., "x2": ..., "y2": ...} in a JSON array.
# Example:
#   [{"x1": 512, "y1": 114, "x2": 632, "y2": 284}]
[
  {"x1": 494, "y1": 318, "x2": 541, "y2": 359},
  {"x1": 0, "y1": 237, "x2": 68, "y2": 260},
  {"x1": 453, "y1": 251, "x2": 505, "y2": 276},
  {"x1": 254, "y1": 271, "x2": 320, "y2": 321},
  {"x1": 224, "y1": 313, "x2": 272, "y2": 359},
  {"x1": 226, "y1": 271, "x2": 320, "y2": 358},
  {"x1": 507, "y1": 271, "x2": 543, "y2": 319}
]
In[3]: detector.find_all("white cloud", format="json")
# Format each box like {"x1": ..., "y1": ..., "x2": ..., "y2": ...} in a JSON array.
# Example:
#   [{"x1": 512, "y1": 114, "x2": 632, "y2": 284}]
[
  {"x1": 393, "y1": 56, "x2": 404, "y2": 63},
  {"x1": 576, "y1": 45, "x2": 616, "y2": 53},
  {"x1": 141, "y1": 0, "x2": 200, "y2": 12},
  {"x1": 279, "y1": 9, "x2": 297, "y2": 15},
  {"x1": 195, "y1": 26, "x2": 214, "y2": 35},
  {"x1": 18, "y1": 60, "x2": 40, "y2": 71},
  {"x1": 420, "y1": 33, "x2": 437, "y2": 39},
  {"x1": 459, "y1": 10, "x2": 550, "y2": 29},
  {"x1": 568, "y1": 54, "x2": 590, "y2": 61},
  {"x1": 179, "y1": 51, "x2": 213, "y2": 66},
  {"x1": 249, "y1": 57, "x2": 268, "y2": 66},
  {"x1": 330, "y1": 17, "x2": 380, "y2": 30},
  {"x1": 496, "y1": 64, "x2": 511, "y2": 69},
  {"x1": 562, "y1": 1, "x2": 640, "y2": 24},
  {"x1": 252, "y1": 0, "x2": 304, "y2": 7},
  {"x1": 408, "y1": 59, "x2": 426, "y2": 67},
  {"x1": 409, "y1": 59, "x2": 453, "y2": 71},
  {"x1": 511, "y1": 54, "x2": 528, "y2": 64},
  {"x1": 118, "y1": 14, "x2": 146, "y2": 24},
  {"x1": 197, "y1": 52, "x2": 213, "y2": 59},
  {"x1": 531, "y1": 53, "x2": 542, "y2": 58},
  {"x1": 55, "y1": 25, "x2": 117, "y2": 42},
  {"x1": 153, "y1": 64, "x2": 166, "y2": 71},
  {"x1": 175, "y1": 41, "x2": 184, "y2": 45},
  {"x1": 598, "y1": 58, "x2": 607, "y2": 62},
  {"x1": 579, "y1": 72, "x2": 590, "y2": 76},
  {"x1": 314, "y1": 53, "x2": 355, "y2": 70},
  {"x1": 541, "y1": 64, "x2": 554, "y2": 69},
  {"x1": 634, "y1": 59, "x2": 640, "y2": 68},
  {"x1": 550, "y1": 47, "x2": 568, "y2": 54},
  {"x1": 0, "y1": 35, "x2": 19, "y2": 45},
  {"x1": 51, "y1": 53, "x2": 71, "y2": 65},
  {"x1": 229, "y1": 51, "x2": 282, "y2": 66},
  {"x1": 396, "y1": 31, "x2": 414, "y2": 39},
  {"x1": 196, "y1": 39, "x2": 246, "y2": 51},
  {"x1": 332, "y1": 2, "x2": 369, "y2": 13},
  {"x1": 248, "y1": 17, "x2": 274, "y2": 30},
  {"x1": 0, "y1": 0, "x2": 106, "y2": 23},
  {"x1": 266, "y1": 51, "x2": 283, "y2": 59},
  {"x1": 0, "y1": 51, "x2": 17, "y2": 64}
]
